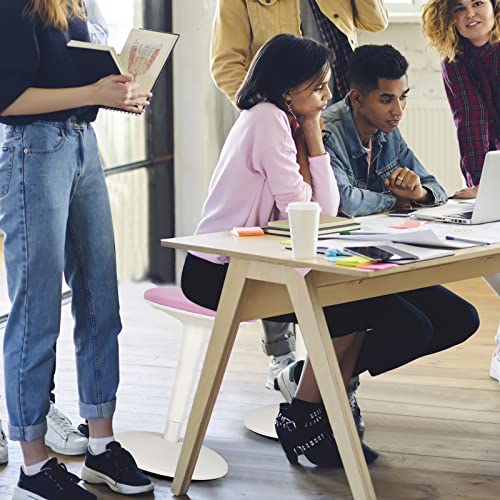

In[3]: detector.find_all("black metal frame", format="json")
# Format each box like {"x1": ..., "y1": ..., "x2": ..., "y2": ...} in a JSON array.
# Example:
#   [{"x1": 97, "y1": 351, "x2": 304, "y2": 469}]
[{"x1": 143, "y1": 0, "x2": 175, "y2": 283}]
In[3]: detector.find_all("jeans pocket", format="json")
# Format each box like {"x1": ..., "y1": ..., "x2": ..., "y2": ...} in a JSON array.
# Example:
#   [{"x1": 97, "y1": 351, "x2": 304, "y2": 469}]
[
  {"x1": 0, "y1": 145, "x2": 14, "y2": 199},
  {"x1": 24, "y1": 123, "x2": 67, "y2": 155}
]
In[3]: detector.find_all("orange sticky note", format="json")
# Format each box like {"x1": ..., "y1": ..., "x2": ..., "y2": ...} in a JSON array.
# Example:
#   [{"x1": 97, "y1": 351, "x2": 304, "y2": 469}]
[{"x1": 230, "y1": 226, "x2": 264, "y2": 236}]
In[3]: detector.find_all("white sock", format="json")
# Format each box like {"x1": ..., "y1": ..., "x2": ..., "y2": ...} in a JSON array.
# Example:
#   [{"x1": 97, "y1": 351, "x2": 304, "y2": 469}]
[
  {"x1": 23, "y1": 458, "x2": 50, "y2": 476},
  {"x1": 89, "y1": 435, "x2": 114, "y2": 455}
]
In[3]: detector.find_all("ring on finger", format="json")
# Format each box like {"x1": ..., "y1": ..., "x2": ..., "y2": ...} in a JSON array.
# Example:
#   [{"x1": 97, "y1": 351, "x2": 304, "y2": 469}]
[{"x1": 397, "y1": 176, "x2": 404, "y2": 181}]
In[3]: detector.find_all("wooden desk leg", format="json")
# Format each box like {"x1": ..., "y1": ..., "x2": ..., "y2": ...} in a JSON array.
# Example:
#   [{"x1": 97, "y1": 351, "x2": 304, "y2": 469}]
[
  {"x1": 171, "y1": 258, "x2": 250, "y2": 496},
  {"x1": 285, "y1": 270, "x2": 377, "y2": 500}
]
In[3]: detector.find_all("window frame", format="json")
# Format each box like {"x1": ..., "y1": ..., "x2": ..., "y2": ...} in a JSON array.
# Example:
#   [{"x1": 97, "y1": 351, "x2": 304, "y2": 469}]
[{"x1": 385, "y1": 0, "x2": 425, "y2": 22}]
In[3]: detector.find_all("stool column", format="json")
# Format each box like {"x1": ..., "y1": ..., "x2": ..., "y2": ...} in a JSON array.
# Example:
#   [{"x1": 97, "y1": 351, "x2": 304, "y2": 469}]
[{"x1": 163, "y1": 322, "x2": 207, "y2": 442}]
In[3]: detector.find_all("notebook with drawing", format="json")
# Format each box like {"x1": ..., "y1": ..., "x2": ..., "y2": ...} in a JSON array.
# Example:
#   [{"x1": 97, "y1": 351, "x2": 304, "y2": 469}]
[
  {"x1": 67, "y1": 28, "x2": 179, "y2": 113},
  {"x1": 415, "y1": 151, "x2": 500, "y2": 225}
]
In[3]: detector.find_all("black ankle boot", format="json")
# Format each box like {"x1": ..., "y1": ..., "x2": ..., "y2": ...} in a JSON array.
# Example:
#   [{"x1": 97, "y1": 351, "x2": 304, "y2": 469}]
[
  {"x1": 275, "y1": 400, "x2": 379, "y2": 467},
  {"x1": 275, "y1": 401, "x2": 342, "y2": 467},
  {"x1": 347, "y1": 376, "x2": 366, "y2": 440}
]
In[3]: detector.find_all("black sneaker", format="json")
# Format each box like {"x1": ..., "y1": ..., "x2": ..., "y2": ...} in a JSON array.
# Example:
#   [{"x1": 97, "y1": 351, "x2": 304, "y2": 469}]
[
  {"x1": 77, "y1": 422, "x2": 89, "y2": 439},
  {"x1": 82, "y1": 441, "x2": 154, "y2": 495},
  {"x1": 13, "y1": 458, "x2": 96, "y2": 500}
]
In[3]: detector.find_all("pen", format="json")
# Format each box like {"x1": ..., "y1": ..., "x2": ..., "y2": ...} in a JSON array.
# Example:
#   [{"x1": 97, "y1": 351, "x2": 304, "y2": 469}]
[{"x1": 445, "y1": 235, "x2": 490, "y2": 245}]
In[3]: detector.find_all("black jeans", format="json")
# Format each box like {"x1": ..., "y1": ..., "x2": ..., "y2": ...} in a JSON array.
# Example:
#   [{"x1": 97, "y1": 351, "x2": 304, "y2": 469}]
[{"x1": 181, "y1": 253, "x2": 480, "y2": 377}]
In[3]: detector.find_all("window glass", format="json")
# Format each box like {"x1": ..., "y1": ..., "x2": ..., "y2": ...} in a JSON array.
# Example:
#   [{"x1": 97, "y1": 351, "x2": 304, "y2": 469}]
[{"x1": 92, "y1": 0, "x2": 147, "y2": 168}]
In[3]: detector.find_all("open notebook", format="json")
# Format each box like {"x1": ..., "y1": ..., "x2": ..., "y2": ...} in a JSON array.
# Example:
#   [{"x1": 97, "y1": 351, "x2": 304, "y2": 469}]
[{"x1": 68, "y1": 28, "x2": 179, "y2": 113}]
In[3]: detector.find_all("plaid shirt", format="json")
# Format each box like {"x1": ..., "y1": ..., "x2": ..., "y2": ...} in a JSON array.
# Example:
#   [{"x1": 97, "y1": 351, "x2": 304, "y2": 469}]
[
  {"x1": 307, "y1": 0, "x2": 353, "y2": 103},
  {"x1": 442, "y1": 41, "x2": 500, "y2": 186}
]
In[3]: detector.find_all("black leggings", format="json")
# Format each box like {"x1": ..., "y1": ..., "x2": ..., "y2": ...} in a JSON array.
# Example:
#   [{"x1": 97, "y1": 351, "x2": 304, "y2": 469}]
[{"x1": 181, "y1": 253, "x2": 480, "y2": 377}]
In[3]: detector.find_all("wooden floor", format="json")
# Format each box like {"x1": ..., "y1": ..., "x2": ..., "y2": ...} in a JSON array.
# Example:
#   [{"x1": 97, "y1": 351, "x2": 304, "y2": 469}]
[{"x1": 0, "y1": 247, "x2": 500, "y2": 498}]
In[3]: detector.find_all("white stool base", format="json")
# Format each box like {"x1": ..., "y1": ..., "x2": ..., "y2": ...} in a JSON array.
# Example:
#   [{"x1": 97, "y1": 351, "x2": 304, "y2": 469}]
[
  {"x1": 244, "y1": 403, "x2": 279, "y2": 439},
  {"x1": 116, "y1": 431, "x2": 228, "y2": 480}
]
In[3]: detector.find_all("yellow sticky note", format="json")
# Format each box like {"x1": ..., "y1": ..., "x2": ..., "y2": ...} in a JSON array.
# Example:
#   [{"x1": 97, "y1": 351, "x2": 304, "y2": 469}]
[{"x1": 335, "y1": 256, "x2": 373, "y2": 267}]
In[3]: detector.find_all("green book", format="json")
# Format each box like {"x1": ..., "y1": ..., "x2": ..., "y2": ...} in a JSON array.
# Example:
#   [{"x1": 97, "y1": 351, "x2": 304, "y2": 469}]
[{"x1": 263, "y1": 215, "x2": 360, "y2": 237}]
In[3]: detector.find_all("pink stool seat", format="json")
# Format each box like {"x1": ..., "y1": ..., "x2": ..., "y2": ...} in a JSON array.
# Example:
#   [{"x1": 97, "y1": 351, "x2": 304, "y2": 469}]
[{"x1": 144, "y1": 287, "x2": 216, "y2": 318}]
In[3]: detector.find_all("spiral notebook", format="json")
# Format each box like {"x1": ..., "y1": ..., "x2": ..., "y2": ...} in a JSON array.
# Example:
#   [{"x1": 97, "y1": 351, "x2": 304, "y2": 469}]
[{"x1": 67, "y1": 29, "x2": 179, "y2": 114}]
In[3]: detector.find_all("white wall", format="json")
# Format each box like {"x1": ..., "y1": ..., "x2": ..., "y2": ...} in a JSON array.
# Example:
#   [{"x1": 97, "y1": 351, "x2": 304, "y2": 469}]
[
  {"x1": 359, "y1": 22, "x2": 446, "y2": 101},
  {"x1": 173, "y1": 0, "x2": 236, "y2": 279}
]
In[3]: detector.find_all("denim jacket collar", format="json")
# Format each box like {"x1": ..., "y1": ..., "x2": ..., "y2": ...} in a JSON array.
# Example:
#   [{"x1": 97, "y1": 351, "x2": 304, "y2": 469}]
[{"x1": 323, "y1": 97, "x2": 387, "y2": 163}]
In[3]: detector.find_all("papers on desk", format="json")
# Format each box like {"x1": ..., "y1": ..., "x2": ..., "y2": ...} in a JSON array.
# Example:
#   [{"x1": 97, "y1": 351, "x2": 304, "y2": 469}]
[
  {"x1": 327, "y1": 228, "x2": 474, "y2": 249},
  {"x1": 335, "y1": 214, "x2": 500, "y2": 249},
  {"x1": 317, "y1": 239, "x2": 454, "y2": 264},
  {"x1": 315, "y1": 211, "x2": 500, "y2": 265}
]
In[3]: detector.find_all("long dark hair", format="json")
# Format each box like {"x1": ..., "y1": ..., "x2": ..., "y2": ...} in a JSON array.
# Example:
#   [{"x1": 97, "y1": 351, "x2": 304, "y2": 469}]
[{"x1": 236, "y1": 34, "x2": 334, "y2": 111}]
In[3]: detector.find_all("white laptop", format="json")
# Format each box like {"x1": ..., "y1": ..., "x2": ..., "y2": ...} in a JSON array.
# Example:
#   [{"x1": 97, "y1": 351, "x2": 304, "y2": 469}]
[{"x1": 415, "y1": 151, "x2": 500, "y2": 225}]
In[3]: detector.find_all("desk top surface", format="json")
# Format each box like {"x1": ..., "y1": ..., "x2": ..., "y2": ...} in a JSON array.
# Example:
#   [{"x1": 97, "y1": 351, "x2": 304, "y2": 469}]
[{"x1": 161, "y1": 230, "x2": 500, "y2": 279}]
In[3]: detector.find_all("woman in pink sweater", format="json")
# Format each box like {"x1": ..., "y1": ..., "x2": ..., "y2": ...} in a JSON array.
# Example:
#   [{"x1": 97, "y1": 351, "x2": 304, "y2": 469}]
[{"x1": 181, "y1": 34, "x2": 382, "y2": 467}]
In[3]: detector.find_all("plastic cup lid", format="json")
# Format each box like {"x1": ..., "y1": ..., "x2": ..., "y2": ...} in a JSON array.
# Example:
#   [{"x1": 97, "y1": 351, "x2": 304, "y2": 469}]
[{"x1": 286, "y1": 201, "x2": 321, "y2": 212}]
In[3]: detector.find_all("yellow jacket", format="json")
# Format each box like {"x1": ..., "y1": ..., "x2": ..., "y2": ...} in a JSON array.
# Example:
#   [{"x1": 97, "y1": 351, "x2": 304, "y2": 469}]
[{"x1": 210, "y1": 0, "x2": 389, "y2": 104}]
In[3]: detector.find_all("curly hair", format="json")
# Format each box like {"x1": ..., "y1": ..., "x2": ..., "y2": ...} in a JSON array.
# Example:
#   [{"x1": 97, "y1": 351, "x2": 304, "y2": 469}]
[
  {"x1": 27, "y1": 0, "x2": 86, "y2": 31},
  {"x1": 422, "y1": 0, "x2": 500, "y2": 61}
]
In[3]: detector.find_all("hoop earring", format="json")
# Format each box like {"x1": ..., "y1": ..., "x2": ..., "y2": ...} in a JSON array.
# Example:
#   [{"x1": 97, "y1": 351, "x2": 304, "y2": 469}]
[{"x1": 286, "y1": 98, "x2": 297, "y2": 120}]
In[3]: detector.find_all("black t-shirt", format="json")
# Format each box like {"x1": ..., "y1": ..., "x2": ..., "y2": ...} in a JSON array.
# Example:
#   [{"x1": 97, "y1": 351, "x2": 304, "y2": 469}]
[{"x1": 0, "y1": 0, "x2": 99, "y2": 125}]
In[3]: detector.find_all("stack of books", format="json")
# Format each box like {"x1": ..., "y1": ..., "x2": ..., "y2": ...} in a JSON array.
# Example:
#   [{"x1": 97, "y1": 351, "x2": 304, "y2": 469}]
[{"x1": 263, "y1": 215, "x2": 360, "y2": 238}]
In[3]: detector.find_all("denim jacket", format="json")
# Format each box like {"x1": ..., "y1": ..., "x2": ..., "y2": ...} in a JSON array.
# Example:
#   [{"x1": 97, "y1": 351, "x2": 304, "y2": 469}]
[{"x1": 323, "y1": 98, "x2": 448, "y2": 217}]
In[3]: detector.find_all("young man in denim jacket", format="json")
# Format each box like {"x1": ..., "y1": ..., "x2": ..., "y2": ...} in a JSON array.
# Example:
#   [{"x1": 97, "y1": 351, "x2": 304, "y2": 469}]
[
  {"x1": 276, "y1": 45, "x2": 449, "y2": 439},
  {"x1": 323, "y1": 44, "x2": 448, "y2": 217}
]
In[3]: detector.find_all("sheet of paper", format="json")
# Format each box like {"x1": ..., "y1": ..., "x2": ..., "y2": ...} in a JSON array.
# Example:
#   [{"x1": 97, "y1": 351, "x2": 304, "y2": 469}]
[{"x1": 324, "y1": 228, "x2": 474, "y2": 249}]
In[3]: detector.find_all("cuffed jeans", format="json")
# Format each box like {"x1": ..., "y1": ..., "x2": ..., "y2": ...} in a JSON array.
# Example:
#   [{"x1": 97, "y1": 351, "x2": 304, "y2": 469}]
[
  {"x1": 0, "y1": 119, "x2": 121, "y2": 442},
  {"x1": 261, "y1": 320, "x2": 295, "y2": 357}
]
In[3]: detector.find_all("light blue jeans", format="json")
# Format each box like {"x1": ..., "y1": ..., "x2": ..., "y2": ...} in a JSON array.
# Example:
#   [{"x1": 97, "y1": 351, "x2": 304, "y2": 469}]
[{"x1": 0, "y1": 119, "x2": 121, "y2": 441}]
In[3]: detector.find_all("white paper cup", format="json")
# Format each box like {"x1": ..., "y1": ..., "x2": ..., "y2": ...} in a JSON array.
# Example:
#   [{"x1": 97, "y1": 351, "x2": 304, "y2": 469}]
[{"x1": 286, "y1": 202, "x2": 321, "y2": 260}]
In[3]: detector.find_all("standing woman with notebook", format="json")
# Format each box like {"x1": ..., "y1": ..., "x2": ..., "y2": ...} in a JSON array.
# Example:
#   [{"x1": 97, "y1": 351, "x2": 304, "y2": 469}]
[
  {"x1": 422, "y1": 0, "x2": 500, "y2": 385},
  {"x1": 0, "y1": 1, "x2": 154, "y2": 498}
]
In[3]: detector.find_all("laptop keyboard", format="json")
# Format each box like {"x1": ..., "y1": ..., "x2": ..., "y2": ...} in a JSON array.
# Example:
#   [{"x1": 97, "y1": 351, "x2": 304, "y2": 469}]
[{"x1": 448, "y1": 210, "x2": 473, "y2": 219}]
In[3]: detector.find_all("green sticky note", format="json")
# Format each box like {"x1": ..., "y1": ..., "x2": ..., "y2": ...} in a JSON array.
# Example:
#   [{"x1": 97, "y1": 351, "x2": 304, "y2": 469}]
[{"x1": 335, "y1": 256, "x2": 373, "y2": 267}]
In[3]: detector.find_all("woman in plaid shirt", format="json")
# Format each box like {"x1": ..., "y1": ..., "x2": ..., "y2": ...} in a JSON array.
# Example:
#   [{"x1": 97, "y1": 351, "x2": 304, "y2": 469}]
[
  {"x1": 422, "y1": 0, "x2": 500, "y2": 199},
  {"x1": 422, "y1": 0, "x2": 500, "y2": 384}
]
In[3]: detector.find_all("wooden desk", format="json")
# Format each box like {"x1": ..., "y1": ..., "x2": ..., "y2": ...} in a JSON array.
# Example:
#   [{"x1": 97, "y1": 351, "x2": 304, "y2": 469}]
[{"x1": 162, "y1": 232, "x2": 500, "y2": 499}]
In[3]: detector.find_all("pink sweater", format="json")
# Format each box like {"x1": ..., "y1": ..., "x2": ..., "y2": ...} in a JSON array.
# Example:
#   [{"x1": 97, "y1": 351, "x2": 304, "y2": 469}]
[{"x1": 194, "y1": 102, "x2": 340, "y2": 264}]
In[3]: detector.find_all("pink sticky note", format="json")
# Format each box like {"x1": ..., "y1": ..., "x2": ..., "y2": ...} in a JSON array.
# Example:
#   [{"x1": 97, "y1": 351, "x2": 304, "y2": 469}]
[
  {"x1": 389, "y1": 219, "x2": 423, "y2": 229},
  {"x1": 358, "y1": 263, "x2": 398, "y2": 270}
]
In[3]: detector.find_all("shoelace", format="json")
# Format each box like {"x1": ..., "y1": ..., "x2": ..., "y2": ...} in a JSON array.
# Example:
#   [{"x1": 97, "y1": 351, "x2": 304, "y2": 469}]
[
  {"x1": 106, "y1": 443, "x2": 139, "y2": 474},
  {"x1": 43, "y1": 461, "x2": 81, "y2": 487},
  {"x1": 49, "y1": 406, "x2": 79, "y2": 437}
]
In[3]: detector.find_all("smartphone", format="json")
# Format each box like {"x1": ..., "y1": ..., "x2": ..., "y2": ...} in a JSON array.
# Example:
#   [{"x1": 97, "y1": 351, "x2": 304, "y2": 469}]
[
  {"x1": 344, "y1": 245, "x2": 420, "y2": 262},
  {"x1": 388, "y1": 208, "x2": 416, "y2": 217},
  {"x1": 343, "y1": 246, "x2": 395, "y2": 262}
]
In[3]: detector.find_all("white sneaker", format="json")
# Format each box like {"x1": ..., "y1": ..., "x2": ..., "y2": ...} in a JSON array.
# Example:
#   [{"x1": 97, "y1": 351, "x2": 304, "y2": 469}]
[
  {"x1": 276, "y1": 359, "x2": 303, "y2": 401},
  {"x1": 45, "y1": 402, "x2": 88, "y2": 456},
  {"x1": 266, "y1": 352, "x2": 296, "y2": 390},
  {"x1": 0, "y1": 420, "x2": 8, "y2": 464},
  {"x1": 490, "y1": 349, "x2": 500, "y2": 382}
]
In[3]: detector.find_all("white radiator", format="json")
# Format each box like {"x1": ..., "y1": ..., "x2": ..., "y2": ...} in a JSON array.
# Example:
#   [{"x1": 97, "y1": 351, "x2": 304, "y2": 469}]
[
  {"x1": 106, "y1": 169, "x2": 149, "y2": 281},
  {"x1": 398, "y1": 99, "x2": 465, "y2": 195}
]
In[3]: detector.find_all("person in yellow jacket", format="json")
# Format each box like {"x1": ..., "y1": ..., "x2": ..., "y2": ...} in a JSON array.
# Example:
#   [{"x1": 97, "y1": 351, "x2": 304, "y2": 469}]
[
  {"x1": 211, "y1": 0, "x2": 388, "y2": 105},
  {"x1": 210, "y1": 0, "x2": 388, "y2": 438}
]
